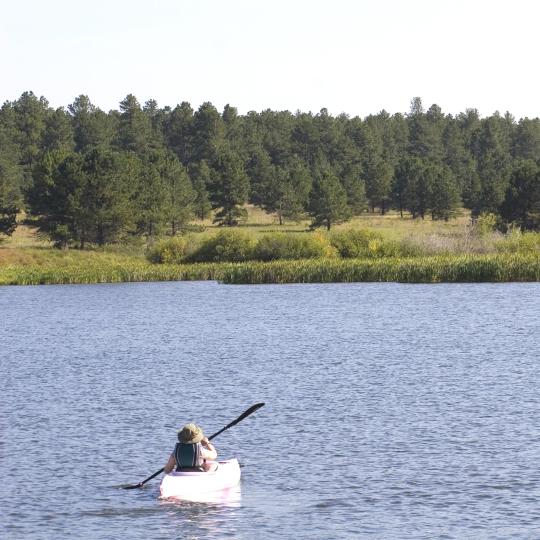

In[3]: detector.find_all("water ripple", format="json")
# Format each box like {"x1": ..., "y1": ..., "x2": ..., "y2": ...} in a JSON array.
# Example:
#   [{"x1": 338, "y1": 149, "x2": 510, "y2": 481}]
[{"x1": 1, "y1": 282, "x2": 539, "y2": 539}]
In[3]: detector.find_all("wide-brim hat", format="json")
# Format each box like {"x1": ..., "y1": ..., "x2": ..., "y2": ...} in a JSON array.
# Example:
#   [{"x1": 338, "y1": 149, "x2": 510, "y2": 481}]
[{"x1": 178, "y1": 423, "x2": 204, "y2": 444}]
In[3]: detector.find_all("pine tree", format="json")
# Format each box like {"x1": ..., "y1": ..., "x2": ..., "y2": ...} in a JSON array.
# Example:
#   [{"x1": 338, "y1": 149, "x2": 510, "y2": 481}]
[
  {"x1": 189, "y1": 160, "x2": 212, "y2": 221},
  {"x1": 29, "y1": 149, "x2": 137, "y2": 247},
  {"x1": 28, "y1": 150, "x2": 84, "y2": 247},
  {"x1": 222, "y1": 104, "x2": 245, "y2": 158},
  {"x1": 160, "y1": 153, "x2": 195, "y2": 234},
  {"x1": 513, "y1": 119, "x2": 540, "y2": 161},
  {"x1": 68, "y1": 95, "x2": 113, "y2": 152},
  {"x1": 116, "y1": 94, "x2": 155, "y2": 154},
  {"x1": 500, "y1": 160, "x2": 540, "y2": 230},
  {"x1": 211, "y1": 147, "x2": 249, "y2": 226},
  {"x1": 428, "y1": 164, "x2": 461, "y2": 220},
  {"x1": 191, "y1": 102, "x2": 225, "y2": 163},
  {"x1": 472, "y1": 117, "x2": 512, "y2": 216},
  {"x1": 164, "y1": 102, "x2": 194, "y2": 165},
  {"x1": 0, "y1": 157, "x2": 20, "y2": 236},
  {"x1": 12, "y1": 92, "x2": 49, "y2": 168},
  {"x1": 0, "y1": 109, "x2": 23, "y2": 233},
  {"x1": 357, "y1": 123, "x2": 392, "y2": 213},
  {"x1": 407, "y1": 98, "x2": 445, "y2": 162},
  {"x1": 247, "y1": 148, "x2": 273, "y2": 207},
  {"x1": 308, "y1": 169, "x2": 351, "y2": 230},
  {"x1": 259, "y1": 157, "x2": 311, "y2": 224},
  {"x1": 341, "y1": 162, "x2": 367, "y2": 215},
  {"x1": 133, "y1": 156, "x2": 167, "y2": 238},
  {"x1": 401, "y1": 157, "x2": 431, "y2": 219},
  {"x1": 79, "y1": 149, "x2": 137, "y2": 246},
  {"x1": 43, "y1": 108, "x2": 75, "y2": 153}
]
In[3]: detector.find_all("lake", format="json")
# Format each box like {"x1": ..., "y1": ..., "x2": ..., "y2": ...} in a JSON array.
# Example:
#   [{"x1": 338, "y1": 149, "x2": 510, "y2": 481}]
[{"x1": 1, "y1": 281, "x2": 539, "y2": 539}]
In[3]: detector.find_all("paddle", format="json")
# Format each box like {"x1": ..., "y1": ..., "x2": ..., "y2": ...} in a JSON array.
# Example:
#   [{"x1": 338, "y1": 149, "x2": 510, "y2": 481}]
[{"x1": 123, "y1": 402, "x2": 265, "y2": 489}]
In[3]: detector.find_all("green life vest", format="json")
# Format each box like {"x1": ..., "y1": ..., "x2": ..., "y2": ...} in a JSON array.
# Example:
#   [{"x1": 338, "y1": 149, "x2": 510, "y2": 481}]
[{"x1": 174, "y1": 442, "x2": 203, "y2": 471}]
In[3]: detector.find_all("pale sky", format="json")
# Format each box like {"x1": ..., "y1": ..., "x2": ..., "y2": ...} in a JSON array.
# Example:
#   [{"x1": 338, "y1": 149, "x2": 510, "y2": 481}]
[{"x1": 1, "y1": 0, "x2": 539, "y2": 119}]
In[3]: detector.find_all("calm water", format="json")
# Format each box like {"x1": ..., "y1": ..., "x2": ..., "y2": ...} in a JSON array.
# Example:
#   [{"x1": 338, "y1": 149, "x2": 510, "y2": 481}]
[{"x1": 1, "y1": 281, "x2": 539, "y2": 539}]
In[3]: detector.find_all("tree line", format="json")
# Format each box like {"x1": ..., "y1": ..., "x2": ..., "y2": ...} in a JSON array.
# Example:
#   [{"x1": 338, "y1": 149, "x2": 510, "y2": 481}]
[{"x1": 0, "y1": 92, "x2": 539, "y2": 246}]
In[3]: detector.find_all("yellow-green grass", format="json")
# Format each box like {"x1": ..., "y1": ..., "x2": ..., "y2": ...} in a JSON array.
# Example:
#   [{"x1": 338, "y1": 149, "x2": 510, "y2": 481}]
[
  {"x1": 2, "y1": 209, "x2": 539, "y2": 285},
  {"x1": 0, "y1": 206, "x2": 481, "y2": 251},
  {"x1": 1, "y1": 247, "x2": 539, "y2": 285},
  {"x1": 200, "y1": 204, "x2": 472, "y2": 235},
  {"x1": 4, "y1": 221, "x2": 52, "y2": 248},
  {"x1": 220, "y1": 255, "x2": 540, "y2": 284},
  {"x1": 0, "y1": 248, "x2": 232, "y2": 285}
]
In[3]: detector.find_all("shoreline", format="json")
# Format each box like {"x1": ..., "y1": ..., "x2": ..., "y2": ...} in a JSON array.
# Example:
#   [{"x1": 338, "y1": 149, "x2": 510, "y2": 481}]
[{"x1": 1, "y1": 253, "x2": 539, "y2": 286}]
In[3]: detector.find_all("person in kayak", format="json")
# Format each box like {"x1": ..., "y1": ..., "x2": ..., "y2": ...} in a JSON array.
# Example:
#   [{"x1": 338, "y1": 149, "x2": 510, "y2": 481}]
[{"x1": 163, "y1": 423, "x2": 218, "y2": 473}]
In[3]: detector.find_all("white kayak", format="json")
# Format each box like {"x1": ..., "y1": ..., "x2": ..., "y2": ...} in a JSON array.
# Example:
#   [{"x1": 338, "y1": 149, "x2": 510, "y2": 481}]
[{"x1": 159, "y1": 459, "x2": 241, "y2": 500}]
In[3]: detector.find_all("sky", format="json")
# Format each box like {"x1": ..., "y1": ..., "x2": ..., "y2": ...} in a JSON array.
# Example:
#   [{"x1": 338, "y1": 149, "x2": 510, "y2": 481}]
[{"x1": 1, "y1": 0, "x2": 539, "y2": 119}]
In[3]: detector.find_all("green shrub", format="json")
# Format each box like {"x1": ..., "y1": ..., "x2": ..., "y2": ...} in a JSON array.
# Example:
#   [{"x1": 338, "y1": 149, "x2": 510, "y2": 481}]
[
  {"x1": 473, "y1": 212, "x2": 498, "y2": 237},
  {"x1": 188, "y1": 229, "x2": 256, "y2": 262},
  {"x1": 496, "y1": 230, "x2": 540, "y2": 254},
  {"x1": 254, "y1": 232, "x2": 336, "y2": 261},
  {"x1": 330, "y1": 229, "x2": 403, "y2": 258},
  {"x1": 178, "y1": 223, "x2": 206, "y2": 234},
  {"x1": 147, "y1": 236, "x2": 191, "y2": 264}
]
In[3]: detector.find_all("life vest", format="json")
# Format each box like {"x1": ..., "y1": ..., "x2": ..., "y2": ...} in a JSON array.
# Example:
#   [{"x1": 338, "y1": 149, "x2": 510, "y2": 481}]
[{"x1": 174, "y1": 442, "x2": 204, "y2": 471}]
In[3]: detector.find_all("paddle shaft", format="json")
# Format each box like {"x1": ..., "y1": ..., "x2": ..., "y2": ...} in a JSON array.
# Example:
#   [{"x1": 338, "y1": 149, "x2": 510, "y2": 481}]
[{"x1": 124, "y1": 402, "x2": 264, "y2": 489}]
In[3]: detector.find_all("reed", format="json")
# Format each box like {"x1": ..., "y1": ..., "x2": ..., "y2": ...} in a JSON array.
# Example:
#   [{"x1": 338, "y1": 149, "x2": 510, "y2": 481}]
[
  {"x1": 220, "y1": 254, "x2": 540, "y2": 284},
  {"x1": 2, "y1": 254, "x2": 540, "y2": 286},
  {"x1": 0, "y1": 249, "x2": 231, "y2": 285}
]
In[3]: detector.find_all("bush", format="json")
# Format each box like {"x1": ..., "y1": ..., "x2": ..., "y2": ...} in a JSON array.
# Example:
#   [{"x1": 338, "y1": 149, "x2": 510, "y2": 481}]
[
  {"x1": 331, "y1": 229, "x2": 380, "y2": 258},
  {"x1": 472, "y1": 213, "x2": 498, "y2": 237},
  {"x1": 496, "y1": 230, "x2": 540, "y2": 254},
  {"x1": 254, "y1": 232, "x2": 336, "y2": 261},
  {"x1": 147, "y1": 236, "x2": 191, "y2": 264},
  {"x1": 177, "y1": 223, "x2": 206, "y2": 234},
  {"x1": 330, "y1": 229, "x2": 403, "y2": 258},
  {"x1": 188, "y1": 229, "x2": 256, "y2": 262}
]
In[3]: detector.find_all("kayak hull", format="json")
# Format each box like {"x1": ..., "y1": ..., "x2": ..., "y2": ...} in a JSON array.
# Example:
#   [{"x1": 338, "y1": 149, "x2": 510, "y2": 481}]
[{"x1": 159, "y1": 459, "x2": 241, "y2": 500}]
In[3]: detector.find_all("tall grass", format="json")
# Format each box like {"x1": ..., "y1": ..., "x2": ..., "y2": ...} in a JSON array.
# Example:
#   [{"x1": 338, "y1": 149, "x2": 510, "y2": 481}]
[
  {"x1": 0, "y1": 248, "x2": 231, "y2": 285},
  {"x1": 495, "y1": 230, "x2": 540, "y2": 254},
  {"x1": 220, "y1": 254, "x2": 540, "y2": 284},
  {"x1": 2, "y1": 250, "x2": 539, "y2": 286}
]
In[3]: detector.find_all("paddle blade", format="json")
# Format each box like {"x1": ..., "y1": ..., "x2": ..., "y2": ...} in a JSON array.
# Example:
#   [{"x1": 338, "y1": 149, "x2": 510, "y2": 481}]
[{"x1": 208, "y1": 402, "x2": 265, "y2": 440}]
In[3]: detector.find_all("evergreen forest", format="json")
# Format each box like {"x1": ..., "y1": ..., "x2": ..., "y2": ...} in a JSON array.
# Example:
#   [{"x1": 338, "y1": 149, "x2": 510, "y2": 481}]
[{"x1": 1, "y1": 92, "x2": 539, "y2": 247}]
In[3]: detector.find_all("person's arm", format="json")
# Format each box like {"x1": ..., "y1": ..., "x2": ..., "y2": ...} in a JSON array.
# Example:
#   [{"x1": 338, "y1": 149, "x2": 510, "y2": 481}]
[
  {"x1": 201, "y1": 437, "x2": 218, "y2": 461},
  {"x1": 163, "y1": 453, "x2": 176, "y2": 474}
]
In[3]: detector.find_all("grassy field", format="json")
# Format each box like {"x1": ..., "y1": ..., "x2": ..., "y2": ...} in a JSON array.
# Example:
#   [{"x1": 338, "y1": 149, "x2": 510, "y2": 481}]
[{"x1": 1, "y1": 207, "x2": 539, "y2": 285}]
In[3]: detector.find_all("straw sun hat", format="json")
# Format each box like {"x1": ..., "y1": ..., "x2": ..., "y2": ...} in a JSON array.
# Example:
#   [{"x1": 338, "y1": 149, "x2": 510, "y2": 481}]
[{"x1": 178, "y1": 423, "x2": 204, "y2": 444}]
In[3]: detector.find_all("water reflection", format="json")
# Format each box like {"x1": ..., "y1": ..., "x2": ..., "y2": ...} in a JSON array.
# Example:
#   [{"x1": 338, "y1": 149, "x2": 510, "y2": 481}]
[
  {"x1": 160, "y1": 487, "x2": 242, "y2": 538},
  {"x1": 160, "y1": 486, "x2": 242, "y2": 506}
]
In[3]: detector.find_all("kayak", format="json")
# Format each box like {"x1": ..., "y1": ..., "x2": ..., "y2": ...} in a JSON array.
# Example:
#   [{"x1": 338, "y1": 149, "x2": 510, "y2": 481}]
[{"x1": 159, "y1": 459, "x2": 241, "y2": 500}]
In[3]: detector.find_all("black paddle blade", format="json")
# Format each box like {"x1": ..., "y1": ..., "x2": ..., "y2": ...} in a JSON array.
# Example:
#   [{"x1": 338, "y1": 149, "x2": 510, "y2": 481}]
[
  {"x1": 122, "y1": 483, "x2": 143, "y2": 490},
  {"x1": 208, "y1": 402, "x2": 265, "y2": 440}
]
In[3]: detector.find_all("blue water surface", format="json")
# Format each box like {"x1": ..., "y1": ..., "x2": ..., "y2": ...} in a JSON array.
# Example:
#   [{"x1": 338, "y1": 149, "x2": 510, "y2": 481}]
[{"x1": 1, "y1": 281, "x2": 539, "y2": 539}]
